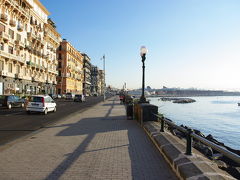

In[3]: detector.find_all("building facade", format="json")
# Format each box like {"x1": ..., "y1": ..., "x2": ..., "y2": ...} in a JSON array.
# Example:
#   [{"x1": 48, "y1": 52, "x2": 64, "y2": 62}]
[
  {"x1": 98, "y1": 69, "x2": 105, "y2": 96},
  {"x1": 44, "y1": 18, "x2": 61, "y2": 94},
  {"x1": 0, "y1": 0, "x2": 60, "y2": 95},
  {"x1": 56, "y1": 39, "x2": 83, "y2": 95},
  {"x1": 90, "y1": 65, "x2": 99, "y2": 95},
  {"x1": 82, "y1": 53, "x2": 91, "y2": 96}
]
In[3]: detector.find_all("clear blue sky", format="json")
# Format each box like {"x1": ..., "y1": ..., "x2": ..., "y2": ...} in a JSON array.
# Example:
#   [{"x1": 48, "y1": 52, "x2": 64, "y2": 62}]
[{"x1": 41, "y1": 0, "x2": 240, "y2": 90}]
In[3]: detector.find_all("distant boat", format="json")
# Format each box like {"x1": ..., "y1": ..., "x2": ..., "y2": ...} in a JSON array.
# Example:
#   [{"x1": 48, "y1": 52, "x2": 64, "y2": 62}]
[{"x1": 238, "y1": 103, "x2": 240, "y2": 106}]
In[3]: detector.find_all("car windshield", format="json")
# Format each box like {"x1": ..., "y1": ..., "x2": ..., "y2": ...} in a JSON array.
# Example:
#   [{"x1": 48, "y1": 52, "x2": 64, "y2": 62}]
[{"x1": 31, "y1": 97, "x2": 43, "y2": 102}]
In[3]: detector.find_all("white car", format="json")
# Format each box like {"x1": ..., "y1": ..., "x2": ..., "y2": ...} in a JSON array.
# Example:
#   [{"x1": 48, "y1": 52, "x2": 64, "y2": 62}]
[
  {"x1": 66, "y1": 93, "x2": 74, "y2": 100},
  {"x1": 26, "y1": 95, "x2": 57, "y2": 115}
]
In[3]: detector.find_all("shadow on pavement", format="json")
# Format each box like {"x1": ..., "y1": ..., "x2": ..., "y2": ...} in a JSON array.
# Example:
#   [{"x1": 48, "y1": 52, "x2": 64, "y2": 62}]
[{"x1": 45, "y1": 98, "x2": 175, "y2": 180}]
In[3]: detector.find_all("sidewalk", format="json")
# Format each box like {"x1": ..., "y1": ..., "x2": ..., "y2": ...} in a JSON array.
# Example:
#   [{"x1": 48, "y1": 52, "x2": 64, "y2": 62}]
[{"x1": 0, "y1": 97, "x2": 177, "y2": 180}]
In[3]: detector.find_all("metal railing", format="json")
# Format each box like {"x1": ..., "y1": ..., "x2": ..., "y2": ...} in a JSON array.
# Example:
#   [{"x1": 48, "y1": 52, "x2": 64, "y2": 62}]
[{"x1": 153, "y1": 113, "x2": 240, "y2": 165}]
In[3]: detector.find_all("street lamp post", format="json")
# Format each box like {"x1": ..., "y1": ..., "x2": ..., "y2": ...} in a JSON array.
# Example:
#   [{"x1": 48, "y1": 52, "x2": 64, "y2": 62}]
[{"x1": 139, "y1": 46, "x2": 148, "y2": 103}]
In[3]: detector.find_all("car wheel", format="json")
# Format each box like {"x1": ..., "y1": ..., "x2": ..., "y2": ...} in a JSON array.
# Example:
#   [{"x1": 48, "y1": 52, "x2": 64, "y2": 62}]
[
  {"x1": 44, "y1": 108, "x2": 48, "y2": 115},
  {"x1": 7, "y1": 104, "x2": 12, "y2": 109},
  {"x1": 27, "y1": 111, "x2": 31, "y2": 114},
  {"x1": 53, "y1": 107, "x2": 56, "y2": 112}
]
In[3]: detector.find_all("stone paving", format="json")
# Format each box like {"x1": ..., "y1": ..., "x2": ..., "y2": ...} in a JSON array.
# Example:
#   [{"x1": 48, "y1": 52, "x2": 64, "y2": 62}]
[{"x1": 0, "y1": 97, "x2": 178, "y2": 180}]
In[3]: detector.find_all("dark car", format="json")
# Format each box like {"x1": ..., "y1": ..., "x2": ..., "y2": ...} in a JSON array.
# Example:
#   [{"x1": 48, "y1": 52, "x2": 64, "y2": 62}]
[
  {"x1": 0, "y1": 95, "x2": 25, "y2": 109},
  {"x1": 74, "y1": 94, "x2": 85, "y2": 102},
  {"x1": 48, "y1": 94, "x2": 58, "y2": 99}
]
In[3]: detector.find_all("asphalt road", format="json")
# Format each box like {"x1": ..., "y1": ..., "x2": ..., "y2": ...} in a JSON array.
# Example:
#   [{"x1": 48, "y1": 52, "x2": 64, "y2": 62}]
[{"x1": 0, "y1": 96, "x2": 104, "y2": 146}]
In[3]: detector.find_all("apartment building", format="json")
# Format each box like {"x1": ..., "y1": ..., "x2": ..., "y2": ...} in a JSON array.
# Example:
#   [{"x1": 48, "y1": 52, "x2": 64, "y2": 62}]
[
  {"x1": 0, "y1": 0, "x2": 60, "y2": 95},
  {"x1": 82, "y1": 53, "x2": 91, "y2": 96},
  {"x1": 98, "y1": 69, "x2": 105, "y2": 96},
  {"x1": 44, "y1": 18, "x2": 61, "y2": 94},
  {"x1": 56, "y1": 40, "x2": 84, "y2": 95},
  {"x1": 90, "y1": 65, "x2": 99, "y2": 95}
]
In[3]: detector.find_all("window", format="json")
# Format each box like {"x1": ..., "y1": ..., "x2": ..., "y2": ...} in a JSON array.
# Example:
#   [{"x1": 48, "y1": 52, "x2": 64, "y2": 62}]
[
  {"x1": 8, "y1": 29, "x2": 14, "y2": 39},
  {"x1": 16, "y1": 33, "x2": 21, "y2": 41},
  {"x1": 8, "y1": 46, "x2": 13, "y2": 54},
  {"x1": 59, "y1": 53, "x2": 62, "y2": 60},
  {"x1": 58, "y1": 70, "x2": 61, "y2": 76},
  {"x1": 0, "y1": 43, "x2": 4, "y2": 51},
  {"x1": 0, "y1": 61, "x2": 4, "y2": 71},
  {"x1": 8, "y1": 63, "x2": 12, "y2": 73},
  {"x1": 16, "y1": 65, "x2": 20, "y2": 74},
  {"x1": 23, "y1": 67, "x2": 26, "y2": 76},
  {"x1": 0, "y1": 24, "x2": 5, "y2": 32},
  {"x1": 16, "y1": 50, "x2": 20, "y2": 56},
  {"x1": 58, "y1": 62, "x2": 62, "y2": 68}
]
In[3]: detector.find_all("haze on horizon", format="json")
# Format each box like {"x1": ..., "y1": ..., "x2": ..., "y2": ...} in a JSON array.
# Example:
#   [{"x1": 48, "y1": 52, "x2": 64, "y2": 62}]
[{"x1": 41, "y1": 0, "x2": 240, "y2": 91}]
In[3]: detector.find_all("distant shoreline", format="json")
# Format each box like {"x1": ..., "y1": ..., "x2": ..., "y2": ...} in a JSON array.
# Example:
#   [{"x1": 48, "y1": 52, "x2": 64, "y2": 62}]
[{"x1": 148, "y1": 95, "x2": 240, "y2": 98}]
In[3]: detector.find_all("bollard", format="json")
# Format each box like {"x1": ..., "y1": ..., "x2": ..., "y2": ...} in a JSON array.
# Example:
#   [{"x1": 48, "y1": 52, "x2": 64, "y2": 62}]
[
  {"x1": 186, "y1": 128, "x2": 193, "y2": 155},
  {"x1": 160, "y1": 118, "x2": 165, "y2": 132}
]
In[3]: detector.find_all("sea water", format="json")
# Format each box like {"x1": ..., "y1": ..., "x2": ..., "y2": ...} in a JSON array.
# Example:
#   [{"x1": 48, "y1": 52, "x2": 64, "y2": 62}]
[{"x1": 149, "y1": 96, "x2": 240, "y2": 150}]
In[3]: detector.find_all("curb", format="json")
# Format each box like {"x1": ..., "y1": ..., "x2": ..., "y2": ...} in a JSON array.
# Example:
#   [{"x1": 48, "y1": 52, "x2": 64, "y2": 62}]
[{"x1": 143, "y1": 121, "x2": 236, "y2": 180}]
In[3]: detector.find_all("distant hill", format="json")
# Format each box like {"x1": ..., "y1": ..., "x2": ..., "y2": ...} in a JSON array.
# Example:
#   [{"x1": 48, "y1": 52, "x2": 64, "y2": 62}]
[{"x1": 145, "y1": 88, "x2": 240, "y2": 97}]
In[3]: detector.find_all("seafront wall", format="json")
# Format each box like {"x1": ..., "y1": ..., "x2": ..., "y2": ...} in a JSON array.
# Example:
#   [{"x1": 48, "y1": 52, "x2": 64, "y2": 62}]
[{"x1": 128, "y1": 100, "x2": 239, "y2": 180}]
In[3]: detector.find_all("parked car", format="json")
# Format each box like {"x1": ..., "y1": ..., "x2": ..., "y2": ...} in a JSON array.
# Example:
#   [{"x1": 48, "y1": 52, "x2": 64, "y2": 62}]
[
  {"x1": 48, "y1": 94, "x2": 58, "y2": 99},
  {"x1": 0, "y1": 95, "x2": 25, "y2": 109},
  {"x1": 26, "y1": 95, "x2": 56, "y2": 115},
  {"x1": 93, "y1": 93, "x2": 98, "y2": 97},
  {"x1": 57, "y1": 94, "x2": 62, "y2": 99},
  {"x1": 66, "y1": 93, "x2": 74, "y2": 100},
  {"x1": 74, "y1": 94, "x2": 85, "y2": 102}
]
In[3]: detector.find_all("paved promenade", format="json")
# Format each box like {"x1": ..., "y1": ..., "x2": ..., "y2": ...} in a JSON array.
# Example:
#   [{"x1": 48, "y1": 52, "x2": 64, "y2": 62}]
[{"x1": 0, "y1": 97, "x2": 177, "y2": 180}]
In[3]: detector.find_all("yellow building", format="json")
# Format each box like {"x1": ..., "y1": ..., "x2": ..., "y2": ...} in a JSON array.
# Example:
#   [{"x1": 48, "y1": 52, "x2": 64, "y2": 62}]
[
  {"x1": 44, "y1": 18, "x2": 61, "y2": 94},
  {"x1": 57, "y1": 39, "x2": 83, "y2": 94},
  {"x1": 0, "y1": 0, "x2": 61, "y2": 95}
]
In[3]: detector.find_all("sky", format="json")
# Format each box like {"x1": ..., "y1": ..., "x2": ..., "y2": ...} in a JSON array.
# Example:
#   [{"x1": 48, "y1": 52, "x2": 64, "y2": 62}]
[{"x1": 40, "y1": 0, "x2": 240, "y2": 91}]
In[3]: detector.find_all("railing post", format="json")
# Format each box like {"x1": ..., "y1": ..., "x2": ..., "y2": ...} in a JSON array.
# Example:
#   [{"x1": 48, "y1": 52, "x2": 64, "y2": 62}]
[
  {"x1": 186, "y1": 128, "x2": 193, "y2": 155},
  {"x1": 160, "y1": 118, "x2": 165, "y2": 132}
]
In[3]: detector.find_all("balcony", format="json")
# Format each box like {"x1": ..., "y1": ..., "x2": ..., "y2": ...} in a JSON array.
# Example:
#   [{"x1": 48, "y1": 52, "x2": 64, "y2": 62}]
[
  {"x1": 32, "y1": 77, "x2": 36, "y2": 82},
  {"x1": 0, "y1": 31, "x2": 9, "y2": 42},
  {"x1": 0, "y1": 14, "x2": 8, "y2": 22},
  {"x1": 48, "y1": 68, "x2": 58, "y2": 75},
  {"x1": 42, "y1": 54, "x2": 49, "y2": 59},
  {"x1": 11, "y1": 1, "x2": 30, "y2": 19},
  {"x1": 15, "y1": 55, "x2": 25, "y2": 64},
  {"x1": 15, "y1": 73, "x2": 23, "y2": 79},
  {"x1": 27, "y1": 32, "x2": 37, "y2": 40},
  {"x1": 15, "y1": 40, "x2": 25, "y2": 48},
  {"x1": 37, "y1": 35, "x2": 42, "y2": 41},
  {"x1": 9, "y1": 19, "x2": 16, "y2": 27},
  {"x1": 0, "y1": 70, "x2": 7, "y2": 77},
  {"x1": 25, "y1": 45, "x2": 32, "y2": 51},
  {"x1": 26, "y1": 61, "x2": 36, "y2": 68}
]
